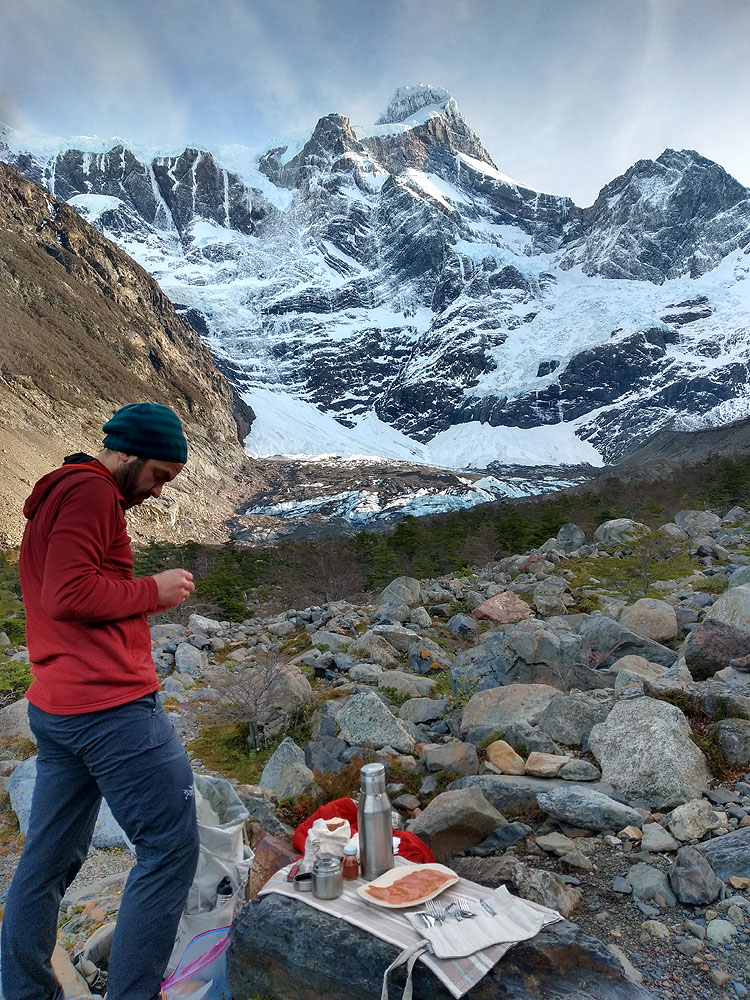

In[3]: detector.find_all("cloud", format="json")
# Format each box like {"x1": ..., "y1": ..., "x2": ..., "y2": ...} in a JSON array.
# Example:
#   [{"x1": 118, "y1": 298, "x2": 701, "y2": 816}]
[{"x1": 1, "y1": 0, "x2": 749, "y2": 201}]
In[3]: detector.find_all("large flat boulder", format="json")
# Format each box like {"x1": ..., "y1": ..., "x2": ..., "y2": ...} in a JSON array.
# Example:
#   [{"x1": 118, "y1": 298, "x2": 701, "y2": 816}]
[{"x1": 228, "y1": 894, "x2": 656, "y2": 1000}]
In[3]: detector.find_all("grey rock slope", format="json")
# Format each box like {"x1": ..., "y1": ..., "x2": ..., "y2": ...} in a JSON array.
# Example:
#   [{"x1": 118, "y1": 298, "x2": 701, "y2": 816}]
[{"x1": 4, "y1": 84, "x2": 750, "y2": 465}]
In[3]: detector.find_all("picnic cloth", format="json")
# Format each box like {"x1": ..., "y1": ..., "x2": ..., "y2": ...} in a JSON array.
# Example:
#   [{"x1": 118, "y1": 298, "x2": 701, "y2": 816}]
[{"x1": 259, "y1": 858, "x2": 562, "y2": 998}]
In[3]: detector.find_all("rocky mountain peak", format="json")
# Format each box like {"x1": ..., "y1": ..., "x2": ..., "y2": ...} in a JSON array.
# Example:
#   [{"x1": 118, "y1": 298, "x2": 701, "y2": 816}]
[
  {"x1": 375, "y1": 84, "x2": 452, "y2": 125},
  {"x1": 559, "y1": 146, "x2": 750, "y2": 282}
]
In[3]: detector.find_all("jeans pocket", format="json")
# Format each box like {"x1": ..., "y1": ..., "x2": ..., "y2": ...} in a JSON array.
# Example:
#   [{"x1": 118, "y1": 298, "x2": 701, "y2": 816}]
[{"x1": 150, "y1": 695, "x2": 176, "y2": 749}]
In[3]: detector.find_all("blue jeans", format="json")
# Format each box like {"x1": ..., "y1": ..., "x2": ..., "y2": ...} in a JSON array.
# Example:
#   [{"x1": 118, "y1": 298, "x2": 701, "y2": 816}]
[{"x1": 1, "y1": 694, "x2": 199, "y2": 1000}]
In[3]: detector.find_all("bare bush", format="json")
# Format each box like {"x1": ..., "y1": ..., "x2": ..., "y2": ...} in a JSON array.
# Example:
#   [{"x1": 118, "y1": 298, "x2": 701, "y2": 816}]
[{"x1": 193, "y1": 650, "x2": 312, "y2": 750}]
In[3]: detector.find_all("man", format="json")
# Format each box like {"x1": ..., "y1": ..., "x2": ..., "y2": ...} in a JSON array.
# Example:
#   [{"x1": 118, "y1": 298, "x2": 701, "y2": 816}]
[{"x1": 1, "y1": 402, "x2": 200, "y2": 1000}]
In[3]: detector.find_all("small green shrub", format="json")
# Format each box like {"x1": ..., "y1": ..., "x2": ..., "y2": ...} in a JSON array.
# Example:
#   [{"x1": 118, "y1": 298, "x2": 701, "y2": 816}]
[{"x1": 0, "y1": 660, "x2": 33, "y2": 699}]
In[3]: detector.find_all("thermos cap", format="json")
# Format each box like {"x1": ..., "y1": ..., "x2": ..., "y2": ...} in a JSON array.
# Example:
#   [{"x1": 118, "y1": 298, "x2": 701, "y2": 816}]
[{"x1": 360, "y1": 761, "x2": 387, "y2": 793}]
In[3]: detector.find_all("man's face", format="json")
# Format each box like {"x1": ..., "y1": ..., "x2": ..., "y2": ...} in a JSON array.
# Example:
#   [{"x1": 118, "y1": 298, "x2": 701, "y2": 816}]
[{"x1": 114, "y1": 457, "x2": 184, "y2": 508}]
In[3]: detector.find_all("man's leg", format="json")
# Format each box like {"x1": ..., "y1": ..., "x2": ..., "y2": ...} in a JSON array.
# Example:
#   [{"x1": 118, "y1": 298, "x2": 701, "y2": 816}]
[
  {"x1": 79, "y1": 695, "x2": 199, "y2": 1000},
  {"x1": 1, "y1": 707, "x2": 102, "y2": 1000}
]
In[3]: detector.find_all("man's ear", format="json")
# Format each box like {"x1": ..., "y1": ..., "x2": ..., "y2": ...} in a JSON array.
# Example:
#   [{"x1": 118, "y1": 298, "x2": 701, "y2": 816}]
[{"x1": 118, "y1": 453, "x2": 138, "y2": 465}]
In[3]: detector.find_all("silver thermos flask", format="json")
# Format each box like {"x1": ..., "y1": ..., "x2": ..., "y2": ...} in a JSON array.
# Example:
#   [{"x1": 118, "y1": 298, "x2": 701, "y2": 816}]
[{"x1": 358, "y1": 762, "x2": 394, "y2": 880}]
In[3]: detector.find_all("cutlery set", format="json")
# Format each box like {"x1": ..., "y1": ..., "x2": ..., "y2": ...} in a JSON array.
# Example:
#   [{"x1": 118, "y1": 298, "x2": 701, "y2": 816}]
[{"x1": 418, "y1": 896, "x2": 495, "y2": 926}]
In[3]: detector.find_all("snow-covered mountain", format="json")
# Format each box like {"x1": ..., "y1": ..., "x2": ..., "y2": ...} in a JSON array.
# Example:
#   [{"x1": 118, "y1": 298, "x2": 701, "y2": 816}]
[{"x1": 3, "y1": 84, "x2": 749, "y2": 469}]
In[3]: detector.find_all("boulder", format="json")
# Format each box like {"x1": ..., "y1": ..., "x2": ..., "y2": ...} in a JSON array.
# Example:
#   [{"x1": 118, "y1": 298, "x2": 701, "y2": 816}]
[
  {"x1": 605, "y1": 655, "x2": 666, "y2": 681},
  {"x1": 336, "y1": 690, "x2": 416, "y2": 754},
  {"x1": 7, "y1": 757, "x2": 128, "y2": 848},
  {"x1": 472, "y1": 591, "x2": 533, "y2": 625},
  {"x1": 559, "y1": 759, "x2": 601, "y2": 781},
  {"x1": 450, "y1": 773, "x2": 616, "y2": 815},
  {"x1": 666, "y1": 797, "x2": 717, "y2": 842},
  {"x1": 692, "y1": 828, "x2": 750, "y2": 879},
  {"x1": 640, "y1": 823, "x2": 679, "y2": 853},
  {"x1": 367, "y1": 624, "x2": 421, "y2": 652},
  {"x1": 668, "y1": 845, "x2": 723, "y2": 905},
  {"x1": 310, "y1": 630, "x2": 351, "y2": 652},
  {"x1": 674, "y1": 510, "x2": 722, "y2": 538},
  {"x1": 0, "y1": 698, "x2": 35, "y2": 744},
  {"x1": 534, "y1": 692, "x2": 612, "y2": 747},
  {"x1": 377, "y1": 576, "x2": 421, "y2": 607},
  {"x1": 499, "y1": 720, "x2": 564, "y2": 755},
  {"x1": 424, "y1": 741, "x2": 478, "y2": 776},
  {"x1": 524, "y1": 752, "x2": 571, "y2": 778},
  {"x1": 446, "y1": 613, "x2": 477, "y2": 636},
  {"x1": 348, "y1": 633, "x2": 399, "y2": 669},
  {"x1": 537, "y1": 785, "x2": 642, "y2": 832},
  {"x1": 349, "y1": 663, "x2": 384, "y2": 684},
  {"x1": 619, "y1": 599, "x2": 678, "y2": 643},
  {"x1": 453, "y1": 624, "x2": 607, "y2": 694},
  {"x1": 187, "y1": 614, "x2": 223, "y2": 635},
  {"x1": 255, "y1": 662, "x2": 314, "y2": 725},
  {"x1": 705, "y1": 583, "x2": 750, "y2": 629},
  {"x1": 593, "y1": 519, "x2": 646, "y2": 548},
  {"x1": 555, "y1": 523, "x2": 586, "y2": 553},
  {"x1": 451, "y1": 855, "x2": 582, "y2": 919},
  {"x1": 398, "y1": 697, "x2": 449, "y2": 725},
  {"x1": 728, "y1": 565, "x2": 750, "y2": 589},
  {"x1": 275, "y1": 762, "x2": 322, "y2": 804},
  {"x1": 460, "y1": 683, "x2": 562, "y2": 744},
  {"x1": 684, "y1": 618, "x2": 750, "y2": 680},
  {"x1": 259, "y1": 737, "x2": 305, "y2": 792},
  {"x1": 485, "y1": 739, "x2": 525, "y2": 775},
  {"x1": 379, "y1": 669, "x2": 437, "y2": 698},
  {"x1": 706, "y1": 718, "x2": 750, "y2": 765},
  {"x1": 406, "y1": 637, "x2": 452, "y2": 675},
  {"x1": 577, "y1": 615, "x2": 677, "y2": 669},
  {"x1": 174, "y1": 642, "x2": 207, "y2": 676},
  {"x1": 406, "y1": 784, "x2": 506, "y2": 860},
  {"x1": 246, "y1": 834, "x2": 299, "y2": 899},
  {"x1": 588, "y1": 697, "x2": 710, "y2": 809},
  {"x1": 228, "y1": 894, "x2": 653, "y2": 1000},
  {"x1": 625, "y1": 863, "x2": 676, "y2": 906}
]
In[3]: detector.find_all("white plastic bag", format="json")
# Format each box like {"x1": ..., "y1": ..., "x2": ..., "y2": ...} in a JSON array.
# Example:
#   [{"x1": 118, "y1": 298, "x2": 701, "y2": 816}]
[
  {"x1": 166, "y1": 775, "x2": 253, "y2": 973},
  {"x1": 301, "y1": 816, "x2": 352, "y2": 870}
]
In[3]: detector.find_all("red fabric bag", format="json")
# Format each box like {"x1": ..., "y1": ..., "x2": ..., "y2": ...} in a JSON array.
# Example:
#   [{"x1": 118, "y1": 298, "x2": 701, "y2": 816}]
[{"x1": 293, "y1": 797, "x2": 435, "y2": 864}]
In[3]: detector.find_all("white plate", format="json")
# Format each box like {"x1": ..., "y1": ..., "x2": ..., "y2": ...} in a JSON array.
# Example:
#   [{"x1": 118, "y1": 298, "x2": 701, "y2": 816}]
[{"x1": 356, "y1": 863, "x2": 459, "y2": 909}]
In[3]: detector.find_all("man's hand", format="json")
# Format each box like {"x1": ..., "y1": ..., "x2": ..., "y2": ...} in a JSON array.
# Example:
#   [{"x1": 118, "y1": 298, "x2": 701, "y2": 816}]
[{"x1": 152, "y1": 568, "x2": 195, "y2": 609}]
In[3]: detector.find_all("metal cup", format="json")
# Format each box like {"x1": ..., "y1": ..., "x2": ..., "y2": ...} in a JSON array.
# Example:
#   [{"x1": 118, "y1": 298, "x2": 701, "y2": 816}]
[{"x1": 312, "y1": 857, "x2": 343, "y2": 899}]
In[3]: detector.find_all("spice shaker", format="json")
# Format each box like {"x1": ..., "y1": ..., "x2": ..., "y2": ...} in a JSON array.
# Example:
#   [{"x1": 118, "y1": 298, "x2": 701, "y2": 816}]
[
  {"x1": 312, "y1": 857, "x2": 343, "y2": 899},
  {"x1": 357, "y1": 762, "x2": 394, "y2": 881}
]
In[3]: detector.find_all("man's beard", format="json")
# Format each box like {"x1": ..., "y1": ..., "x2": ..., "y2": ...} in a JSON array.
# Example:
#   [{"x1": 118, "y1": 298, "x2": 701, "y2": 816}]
[{"x1": 113, "y1": 459, "x2": 147, "y2": 508}]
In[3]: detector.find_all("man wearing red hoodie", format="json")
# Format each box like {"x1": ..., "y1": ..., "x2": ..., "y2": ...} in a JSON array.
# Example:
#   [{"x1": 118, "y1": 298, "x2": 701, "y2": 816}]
[{"x1": 1, "y1": 403, "x2": 200, "y2": 1000}]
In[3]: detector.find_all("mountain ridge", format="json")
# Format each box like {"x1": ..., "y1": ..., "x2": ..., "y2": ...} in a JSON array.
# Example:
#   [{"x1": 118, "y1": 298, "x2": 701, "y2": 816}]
[
  {"x1": 2, "y1": 87, "x2": 749, "y2": 470},
  {"x1": 0, "y1": 162, "x2": 266, "y2": 547}
]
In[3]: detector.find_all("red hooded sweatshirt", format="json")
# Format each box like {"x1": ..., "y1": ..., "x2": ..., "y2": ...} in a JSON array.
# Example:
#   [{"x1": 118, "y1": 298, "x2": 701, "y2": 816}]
[{"x1": 21, "y1": 461, "x2": 161, "y2": 714}]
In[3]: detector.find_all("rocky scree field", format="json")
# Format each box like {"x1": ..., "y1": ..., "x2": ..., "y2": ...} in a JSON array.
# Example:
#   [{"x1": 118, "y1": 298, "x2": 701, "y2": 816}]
[{"x1": 1, "y1": 504, "x2": 750, "y2": 998}]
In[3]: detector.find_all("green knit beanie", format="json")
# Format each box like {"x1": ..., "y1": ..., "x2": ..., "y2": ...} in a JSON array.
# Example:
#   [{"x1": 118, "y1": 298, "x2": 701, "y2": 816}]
[{"x1": 102, "y1": 403, "x2": 188, "y2": 463}]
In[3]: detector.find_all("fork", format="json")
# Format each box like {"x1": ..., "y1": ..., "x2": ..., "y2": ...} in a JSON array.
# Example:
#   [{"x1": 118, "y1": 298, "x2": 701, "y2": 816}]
[
  {"x1": 457, "y1": 897, "x2": 476, "y2": 919},
  {"x1": 426, "y1": 898, "x2": 446, "y2": 924}
]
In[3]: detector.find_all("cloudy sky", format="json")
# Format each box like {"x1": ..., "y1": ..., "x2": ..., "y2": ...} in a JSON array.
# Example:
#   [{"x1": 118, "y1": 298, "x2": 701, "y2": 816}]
[{"x1": 2, "y1": 0, "x2": 748, "y2": 205}]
